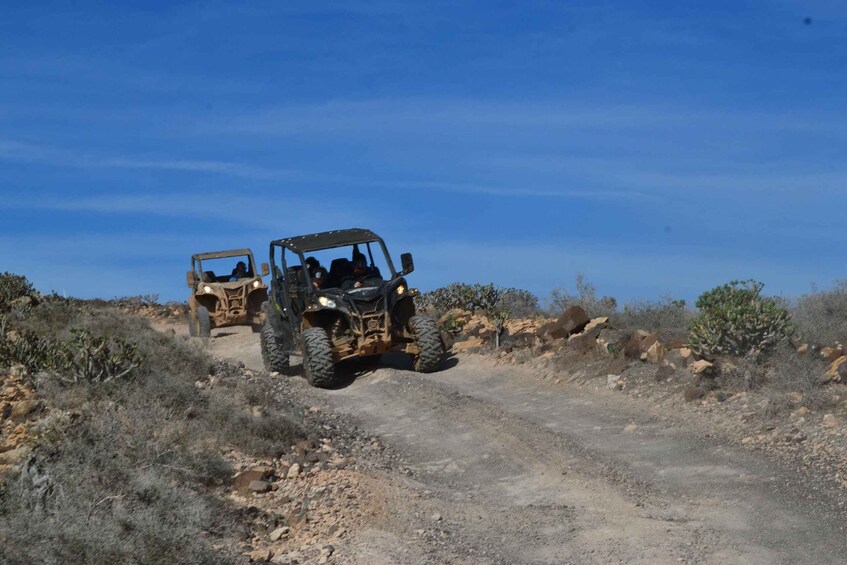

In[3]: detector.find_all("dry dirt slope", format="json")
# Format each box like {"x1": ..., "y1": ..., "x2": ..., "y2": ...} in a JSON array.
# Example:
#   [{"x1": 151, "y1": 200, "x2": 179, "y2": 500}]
[{"x1": 178, "y1": 324, "x2": 847, "y2": 564}]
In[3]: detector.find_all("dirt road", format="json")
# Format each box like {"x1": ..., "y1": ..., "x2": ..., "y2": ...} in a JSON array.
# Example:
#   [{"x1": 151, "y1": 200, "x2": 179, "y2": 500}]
[{"x1": 187, "y1": 325, "x2": 847, "y2": 564}]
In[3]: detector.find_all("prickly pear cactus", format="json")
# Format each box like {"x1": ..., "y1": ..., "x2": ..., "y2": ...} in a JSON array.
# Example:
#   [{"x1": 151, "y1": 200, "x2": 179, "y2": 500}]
[{"x1": 688, "y1": 280, "x2": 794, "y2": 357}]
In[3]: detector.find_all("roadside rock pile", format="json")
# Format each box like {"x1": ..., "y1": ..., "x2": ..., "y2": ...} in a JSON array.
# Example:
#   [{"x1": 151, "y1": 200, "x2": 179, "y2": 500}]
[
  {"x1": 226, "y1": 438, "x2": 381, "y2": 564},
  {"x1": 804, "y1": 345, "x2": 847, "y2": 383},
  {"x1": 443, "y1": 304, "x2": 847, "y2": 401},
  {"x1": 535, "y1": 306, "x2": 695, "y2": 363},
  {"x1": 439, "y1": 309, "x2": 546, "y2": 353}
]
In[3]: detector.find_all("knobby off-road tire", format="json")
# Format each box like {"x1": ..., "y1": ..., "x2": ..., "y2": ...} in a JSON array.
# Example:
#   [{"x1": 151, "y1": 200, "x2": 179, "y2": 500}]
[
  {"x1": 196, "y1": 306, "x2": 211, "y2": 338},
  {"x1": 409, "y1": 315, "x2": 443, "y2": 373},
  {"x1": 188, "y1": 309, "x2": 198, "y2": 337},
  {"x1": 301, "y1": 327, "x2": 337, "y2": 388},
  {"x1": 260, "y1": 318, "x2": 290, "y2": 373}
]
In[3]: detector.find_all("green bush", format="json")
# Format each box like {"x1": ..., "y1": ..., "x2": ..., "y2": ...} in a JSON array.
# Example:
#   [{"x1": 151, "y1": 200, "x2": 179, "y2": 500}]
[
  {"x1": 56, "y1": 329, "x2": 146, "y2": 384},
  {"x1": 0, "y1": 319, "x2": 64, "y2": 372},
  {"x1": 0, "y1": 318, "x2": 144, "y2": 384},
  {"x1": 416, "y1": 282, "x2": 501, "y2": 316},
  {"x1": 0, "y1": 272, "x2": 36, "y2": 310},
  {"x1": 688, "y1": 280, "x2": 794, "y2": 357},
  {"x1": 440, "y1": 315, "x2": 467, "y2": 336},
  {"x1": 416, "y1": 283, "x2": 540, "y2": 318}
]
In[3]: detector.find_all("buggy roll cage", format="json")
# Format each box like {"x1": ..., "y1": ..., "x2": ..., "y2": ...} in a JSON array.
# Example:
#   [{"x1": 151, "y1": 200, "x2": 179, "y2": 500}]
[
  {"x1": 191, "y1": 248, "x2": 258, "y2": 279},
  {"x1": 268, "y1": 229, "x2": 400, "y2": 299}
]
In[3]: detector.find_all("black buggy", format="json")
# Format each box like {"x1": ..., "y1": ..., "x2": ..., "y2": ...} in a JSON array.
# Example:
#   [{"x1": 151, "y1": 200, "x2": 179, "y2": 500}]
[{"x1": 260, "y1": 228, "x2": 443, "y2": 387}]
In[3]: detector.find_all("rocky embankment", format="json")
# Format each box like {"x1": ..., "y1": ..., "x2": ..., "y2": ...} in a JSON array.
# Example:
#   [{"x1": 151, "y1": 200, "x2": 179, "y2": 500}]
[{"x1": 0, "y1": 366, "x2": 41, "y2": 473}]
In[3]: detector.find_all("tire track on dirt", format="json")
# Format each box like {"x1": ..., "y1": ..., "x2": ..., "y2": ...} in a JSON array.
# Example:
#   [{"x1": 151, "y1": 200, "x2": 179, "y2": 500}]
[
  {"x1": 326, "y1": 361, "x2": 847, "y2": 564},
  {"x1": 330, "y1": 369, "x2": 728, "y2": 564}
]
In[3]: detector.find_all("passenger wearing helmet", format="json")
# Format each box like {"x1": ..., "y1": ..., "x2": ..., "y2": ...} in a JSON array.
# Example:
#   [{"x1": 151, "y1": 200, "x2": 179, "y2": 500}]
[
  {"x1": 305, "y1": 257, "x2": 328, "y2": 289},
  {"x1": 341, "y1": 253, "x2": 380, "y2": 290},
  {"x1": 229, "y1": 261, "x2": 249, "y2": 281}
]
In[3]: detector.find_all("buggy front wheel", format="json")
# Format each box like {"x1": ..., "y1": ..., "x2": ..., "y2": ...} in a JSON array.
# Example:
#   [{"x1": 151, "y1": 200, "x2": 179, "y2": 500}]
[
  {"x1": 409, "y1": 315, "x2": 443, "y2": 373},
  {"x1": 301, "y1": 327, "x2": 337, "y2": 388}
]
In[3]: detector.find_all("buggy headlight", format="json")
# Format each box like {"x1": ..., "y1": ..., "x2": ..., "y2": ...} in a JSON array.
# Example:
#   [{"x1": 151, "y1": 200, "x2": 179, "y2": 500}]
[
  {"x1": 203, "y1": 285, "x2": 213, "y2": 293},
  {"x1": 318, "y1": 296, "x2": 336, "y2": 308},
  {"x1": 396, "y1": 285, "x2": 406, "y2": 295},
  {"x1": 253, "y1": 280, "x2": 260, "y2": 288}
]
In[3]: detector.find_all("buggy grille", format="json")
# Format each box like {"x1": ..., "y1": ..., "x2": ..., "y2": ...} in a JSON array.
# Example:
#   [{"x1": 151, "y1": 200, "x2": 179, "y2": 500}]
[
  {"x1": 224, "y1": 287, "x2": 246, "y2": 310},
  {"x1": 353, "y1": 295, "x2": 385, "y2": 314}
]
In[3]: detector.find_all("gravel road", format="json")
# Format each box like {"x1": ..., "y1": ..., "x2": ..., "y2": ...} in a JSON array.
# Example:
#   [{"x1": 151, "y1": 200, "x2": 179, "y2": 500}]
[{"x1": 191, "y1": 324, "x2": 847, "y2": 564}]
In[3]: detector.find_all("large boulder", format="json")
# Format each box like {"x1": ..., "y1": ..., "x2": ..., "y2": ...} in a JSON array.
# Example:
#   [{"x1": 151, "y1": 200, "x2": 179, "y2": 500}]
[
  {"x1": 535, "y1": 321, "x2": 558, "y2": 337},
  {"x1": 624, "y1": 331, "x2": 660, "y2": 359},
  {"x1": 463, "y1": 315, "x2": 496, "y2": 339},
  {"x1": 689, "y1": 359, "x2": 715, "y2": 377},
  {"x1": 567, "y1": 317, "x2": 609, "y2": 351},
  {"x1": 582, "y1": 317, "x2": 609, "y2": 335},
  {"x1": 820, "y1": 346, "x2": 845, "y2": 364},
  {"x1": 503, "y1": 319, "x2": 542, "y2": 348},
  {"x1": 597, "y1": 328, "x2": 628, "y2": 355},
  {"x1": 664, "y1": 338, "x2": 686, "y2": 350},
  {"x1": 504, "y1": 318, "x2": 541, "y2": 337},
  {"x1": 233, "y1": 467, "x2": 274, "y2": 494},
  {"x1": 567, "y1": 332, "x2": 597, "y2": 352},
  {"x1": 452, "y1": 337, "x2": 485, "y2": 353},
  {"x1": 664, "y1": 347, "x2": 697, "y2": 370},
  {"x1": 641, "y1": 340, "x2": 667, "y2": 364},
  {"x1": 547, "y1": 306, "x2": 590, "y2": 340},
  {"x1": 825, "y1": 356, "x2": 847, "y2": 383}
]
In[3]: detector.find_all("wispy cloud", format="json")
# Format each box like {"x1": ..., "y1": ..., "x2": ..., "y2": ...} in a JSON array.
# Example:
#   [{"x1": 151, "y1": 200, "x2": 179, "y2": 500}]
[
  {"x1": 355, "y1": 178, "x2": 660, "y2": 202},
  {"x1": 0, "y1": 138, "x2": 300, "y2": 181},
  {"x1": 0, "y1": 191, "x2": 374, "y2": 233},
  {"x1": 0, "y1": 138, "x2": 658, "y2": 202},
  {"x1": 188, "y1": 98, "x2": 847, "y2": 138}
]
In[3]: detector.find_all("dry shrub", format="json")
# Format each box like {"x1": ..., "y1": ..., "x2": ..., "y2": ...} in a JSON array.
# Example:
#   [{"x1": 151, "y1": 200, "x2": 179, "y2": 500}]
[
  {"x1": 0, "y1": 288, "x2": 307, "y2": 564},
  {"x1": 716, "y1": 346, "x2": 835, "y2": 418},
  {"x1": 0, "y1": 395, "x2": 238, "y2": 564},
  {"x1": 206, "y1": 390, "x2": 305, "y2": 459},
  {"x1": 760, "y1": 348, "x2": 835, "y2": 417},
  {"x1": 548, "y1": 274, "x2": 617, "y2": 318},
  {"x1": 792, "y1": 280, "x2": 847, "y2": 347},
  {"x1": 613, "y1": 296, "x2": 692, "y2": 336}
]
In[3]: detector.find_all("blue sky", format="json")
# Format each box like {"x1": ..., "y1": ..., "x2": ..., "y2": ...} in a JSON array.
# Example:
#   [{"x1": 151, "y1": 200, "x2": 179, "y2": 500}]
[{"x1": 1, "y1": 1, "x2": 845, "y2": 303}]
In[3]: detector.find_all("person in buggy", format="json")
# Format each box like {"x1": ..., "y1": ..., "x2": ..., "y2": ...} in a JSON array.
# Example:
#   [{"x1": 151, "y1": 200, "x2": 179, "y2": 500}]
[
  {"x1": 305, "y1": 257, "x2": 328, "y2": 289},
  {"x1": 340, "y1": 252, "x2": 381, "y2": 290},
  {"x1": 229, "y1": 261, "x2": 249, "y2": 281}
]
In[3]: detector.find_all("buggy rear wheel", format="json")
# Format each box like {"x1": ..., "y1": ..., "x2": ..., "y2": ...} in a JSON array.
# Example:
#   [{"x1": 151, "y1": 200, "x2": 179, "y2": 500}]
[{"x1": 260, "y1": 317, "x2": 290, "y2": 373}]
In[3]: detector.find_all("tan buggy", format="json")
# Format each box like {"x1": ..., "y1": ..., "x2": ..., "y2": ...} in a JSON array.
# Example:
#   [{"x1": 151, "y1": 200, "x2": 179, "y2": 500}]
[{"x1": 185, "y1": 249, "x2": 270, "y2": 337}]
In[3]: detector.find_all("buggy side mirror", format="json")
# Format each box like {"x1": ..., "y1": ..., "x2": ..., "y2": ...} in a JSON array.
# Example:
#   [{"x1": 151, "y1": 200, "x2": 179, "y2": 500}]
[
  {"x1": 399, "y1": 252, "x2": 414, "y2": 275},
  {"x1": 186, "y1": 271, "x2": 198, "y2": 288},
  {"x1": 260, "y1": 262, "x2": 270, "y2": 277}
]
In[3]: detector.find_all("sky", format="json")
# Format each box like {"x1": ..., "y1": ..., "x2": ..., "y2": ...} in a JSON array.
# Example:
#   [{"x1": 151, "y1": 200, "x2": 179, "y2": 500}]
[{"x1": 1, "y1": 1, "x2": 845, "y2": 303}]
